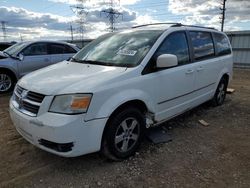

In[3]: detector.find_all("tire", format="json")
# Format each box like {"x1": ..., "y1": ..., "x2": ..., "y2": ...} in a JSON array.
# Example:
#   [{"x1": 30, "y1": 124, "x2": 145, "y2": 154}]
[
  {"x1": 101, "y1": 107, "x2": 146, "y2": 161},
  {"x1": 212, "y1": 77, "x2": 228, "y2": 106},
  {"x1": 0, "y1": 71, "x2": 16, "y2": 94}
]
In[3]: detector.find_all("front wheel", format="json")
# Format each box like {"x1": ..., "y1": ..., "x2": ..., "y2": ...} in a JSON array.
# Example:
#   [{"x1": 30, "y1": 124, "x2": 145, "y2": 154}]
[
  {"x1": 212, "y1": 77, "x2": 228, "y2": 106},
  {"x1": 0, "y1": 71, "x2": 15, "y2": 94},
  {"x1": 101, "y1": 107, "x2": 145, "y2": 161}
]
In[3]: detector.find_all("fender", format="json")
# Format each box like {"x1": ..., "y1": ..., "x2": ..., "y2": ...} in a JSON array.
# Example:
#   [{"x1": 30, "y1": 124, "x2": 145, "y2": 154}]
[
  {"x1": 85, "y1": 89, "x2": 155, "y2": 121},
  {"x1": 214, "y1": 66, "x2": 231, "y2": 93},
  {"x1": 0, "y1": 65, "x2": 19, "y2": 80}
]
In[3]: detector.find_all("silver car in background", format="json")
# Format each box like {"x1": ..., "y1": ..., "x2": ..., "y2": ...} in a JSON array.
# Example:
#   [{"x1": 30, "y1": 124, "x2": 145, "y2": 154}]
[{"x1": 0, "y1": 41, "x2": 79, "y2": 93}]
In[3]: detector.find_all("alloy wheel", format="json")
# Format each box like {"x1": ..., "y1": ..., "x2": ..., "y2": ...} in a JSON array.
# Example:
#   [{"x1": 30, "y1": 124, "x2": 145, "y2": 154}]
[
  {"x1": 0, "y1": 74, "x2": 12, "y2": 92},
  {"x1": 114, "y1": 117, "x2": 140, "y2": 153},
  {"x1": 217, "y1": 83, "x2": 226, "y2": 104}
]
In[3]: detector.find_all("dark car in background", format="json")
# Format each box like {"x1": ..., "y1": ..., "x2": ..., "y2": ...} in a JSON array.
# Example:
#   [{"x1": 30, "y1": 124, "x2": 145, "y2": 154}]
[{"x1": 0, "y1": 42, "x2": 16, "y2": 51}]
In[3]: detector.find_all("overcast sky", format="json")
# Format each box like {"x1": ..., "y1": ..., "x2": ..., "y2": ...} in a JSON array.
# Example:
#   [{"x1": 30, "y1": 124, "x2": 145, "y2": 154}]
[{"x1": 0, "y1": 0, "x2": 250, "y2": 41}]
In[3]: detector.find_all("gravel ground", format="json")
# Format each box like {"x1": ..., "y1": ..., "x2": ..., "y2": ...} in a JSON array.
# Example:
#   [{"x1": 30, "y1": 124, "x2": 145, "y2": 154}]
[{"x1": 0, "y1": 68, "x2": 250, "y2": 188}]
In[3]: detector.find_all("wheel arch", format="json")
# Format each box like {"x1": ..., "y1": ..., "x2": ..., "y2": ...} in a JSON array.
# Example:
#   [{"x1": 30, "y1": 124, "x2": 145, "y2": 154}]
[
  {"x1": 101, "y1": 99, "x2": 148, "y2": 148},
  {"x1": 0, "y1": 67, "x2": 18, "y2": 82},
  {"x1": 221, "y1": 73, "x2": 229, "y2": 87},
  {"x1": 216, "y1": 67, "x2": 231, "y2": 89}
]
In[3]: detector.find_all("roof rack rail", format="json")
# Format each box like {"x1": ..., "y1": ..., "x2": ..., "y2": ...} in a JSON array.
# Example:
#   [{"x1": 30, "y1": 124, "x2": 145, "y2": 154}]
[
  {"x1": 132, "y1": 22, "x2": 181, "y2": 28},
  {"x1": 171, "y1": 23, "x2": 216, "y2": 30}
]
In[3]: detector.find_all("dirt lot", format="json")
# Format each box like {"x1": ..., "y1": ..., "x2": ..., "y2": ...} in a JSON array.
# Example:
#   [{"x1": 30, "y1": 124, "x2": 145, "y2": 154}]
[{"x1": 0, "y1": 68, "x2": 249, "y2": 188}]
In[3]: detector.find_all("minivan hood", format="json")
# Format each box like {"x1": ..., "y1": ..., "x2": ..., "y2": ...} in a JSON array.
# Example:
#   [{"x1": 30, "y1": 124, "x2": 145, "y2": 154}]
[{"x1": 19, "y1": 61, "x2": 127, "y2": 95}]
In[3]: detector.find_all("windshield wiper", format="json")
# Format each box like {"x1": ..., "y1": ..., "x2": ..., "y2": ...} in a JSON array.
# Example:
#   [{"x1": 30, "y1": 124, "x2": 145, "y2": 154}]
[
  {"x1": 71, "y1": 58, "x2": 127, "y2": 67},
  {"x1": 70, "y1": 57, "x2": 85, "y2": 63},
  {"x1": 82, "y1": 60, "x2": 115, "y2": 66}
]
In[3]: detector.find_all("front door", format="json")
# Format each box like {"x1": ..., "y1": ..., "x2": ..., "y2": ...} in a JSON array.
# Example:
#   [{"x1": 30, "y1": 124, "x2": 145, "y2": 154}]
[
  {"x1": 150, "y1": 31, "x2": 196, "y2": 121},
  {"x1": 19, "y1": 43, "x2": 50, "y2": 76}
]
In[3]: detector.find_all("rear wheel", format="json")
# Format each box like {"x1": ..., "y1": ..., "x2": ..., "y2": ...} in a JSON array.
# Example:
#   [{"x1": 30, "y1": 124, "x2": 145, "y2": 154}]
[
  {"x1": 0, "y1": 71, "x2": 15, "y2": 94},
  {"x1": 212, "y1": 77, "x2": 228, "y2": 106},
  {"x1": 102, "y1": 107, "x2": 145, "y2": 161}
]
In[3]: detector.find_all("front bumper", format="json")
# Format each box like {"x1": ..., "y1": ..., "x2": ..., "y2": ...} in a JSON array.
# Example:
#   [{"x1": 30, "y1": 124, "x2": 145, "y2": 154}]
[{"x1": 9, "y1": 101, "x2": 108, "y2": 157}]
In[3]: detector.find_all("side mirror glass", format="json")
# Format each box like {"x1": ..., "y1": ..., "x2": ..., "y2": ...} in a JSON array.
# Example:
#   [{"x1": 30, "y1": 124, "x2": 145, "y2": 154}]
[
  {"x1": 18, "y1": 53, "x2": 24, "y2": 61},
  {"x1": 156, "y1": 54, "x2": 178, "y2": 68}
]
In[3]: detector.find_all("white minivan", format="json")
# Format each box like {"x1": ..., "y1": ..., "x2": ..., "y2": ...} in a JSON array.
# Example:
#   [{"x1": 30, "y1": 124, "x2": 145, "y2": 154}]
[{"x1": 9, "y1": 23, "x2": 233, "y2": 160}]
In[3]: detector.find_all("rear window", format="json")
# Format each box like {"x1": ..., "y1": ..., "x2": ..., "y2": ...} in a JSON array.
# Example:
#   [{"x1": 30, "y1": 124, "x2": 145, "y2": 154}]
[
  {"x1": 64, "y1": 45, "x2": 77, "y2": 53},
  {"x1": 190, "y1": 31, "x2": 215, "y2": 60},
  {"x1": 49, "y1": 44, "x2": 65, "y2": 54},
  {"x1": 213, "y1": 33, "x2": 231, "y2": 56}
]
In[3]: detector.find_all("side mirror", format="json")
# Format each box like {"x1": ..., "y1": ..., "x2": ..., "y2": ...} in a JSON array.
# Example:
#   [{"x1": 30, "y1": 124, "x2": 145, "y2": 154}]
[
  {"x1": 18, "y1": 53, "x2": 24, "y2": 61},
  {"x1": 156, "y1": 54, "x2": 178, "y2": 68}
]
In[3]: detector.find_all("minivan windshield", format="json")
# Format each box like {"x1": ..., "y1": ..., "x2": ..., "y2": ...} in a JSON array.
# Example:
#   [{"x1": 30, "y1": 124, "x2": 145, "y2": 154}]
[
  {"x1": 71, "y1": 30, "x2": 163, "y2": 67},
  {"x1": 3, "y1": 42, "x2": 28, "y2": 57}
]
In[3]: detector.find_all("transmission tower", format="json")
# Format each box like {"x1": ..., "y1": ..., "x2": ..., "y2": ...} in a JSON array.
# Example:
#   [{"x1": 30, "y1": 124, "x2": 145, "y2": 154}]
[
  {"x1": 220, "y1": 0, "x2": 227, "y2": 32},
  {"x1": 101, "y1": 0, "x2": 123, "y2": 32},
  {"x1": 1, "y1": 21, "x2": 7, "y2": 41},
  {"x1": 71, "y1": 0, "x2": 88, "y2": 45}
]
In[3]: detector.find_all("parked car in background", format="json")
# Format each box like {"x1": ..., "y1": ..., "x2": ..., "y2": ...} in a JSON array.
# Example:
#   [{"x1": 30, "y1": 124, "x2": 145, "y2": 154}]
[
  {"x1": 0, "y1": 42, "x2": 16, "y2": 51},
  {"x1": 0, "y1": 41, "x2": 79, "y2": 93},
  {"x1": 9, "y1": 23, "x2": 233, "y2": 160}
]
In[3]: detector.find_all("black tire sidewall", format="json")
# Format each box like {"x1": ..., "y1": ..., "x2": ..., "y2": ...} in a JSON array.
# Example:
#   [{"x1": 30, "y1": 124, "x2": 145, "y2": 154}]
[
  {"x1": 213, "y1": 78, "x2": 227, "y2": 106},
  {"x1": 104, "y1": 108, "x2": 145, "y2": 159},
  {"x1": 0, "y1": 71, "x2": 15, "y2": 94}
]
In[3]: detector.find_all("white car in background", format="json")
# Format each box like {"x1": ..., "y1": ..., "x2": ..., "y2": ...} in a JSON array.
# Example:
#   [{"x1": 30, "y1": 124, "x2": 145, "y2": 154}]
[
  {"x1": 0, "y1": 41, "x2": 79, "y2": 93},
  {"x1": 9, "y1": 23, "x2": 233, "y2": 160}
]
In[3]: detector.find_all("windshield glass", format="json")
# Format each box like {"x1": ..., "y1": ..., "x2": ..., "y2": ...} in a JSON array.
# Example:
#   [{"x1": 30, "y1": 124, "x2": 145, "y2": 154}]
[
  {"x1": 72, "y1": 30, "x2": 163, "y2": 67},
  {"x1": 3, "y1": 42, "x2": 28, "y2": 57}
]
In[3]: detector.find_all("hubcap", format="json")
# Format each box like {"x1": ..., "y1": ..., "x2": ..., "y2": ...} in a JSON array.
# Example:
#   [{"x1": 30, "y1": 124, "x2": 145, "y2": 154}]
[
  {"x1": 115, "y1": 117, "x2": 140, "y2": 153},
  {"x1": 217, "y1": 83, "x2": 225, "y2": 104},
  {"x1": 0, "y1": 74, "x2": 12, "y2": 92}
]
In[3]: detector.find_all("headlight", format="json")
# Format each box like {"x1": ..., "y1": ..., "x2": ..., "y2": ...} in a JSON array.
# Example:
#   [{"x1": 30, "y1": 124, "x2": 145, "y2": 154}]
[{"x1": 49, "y1": 94, "x2": 92, "y2": 114}]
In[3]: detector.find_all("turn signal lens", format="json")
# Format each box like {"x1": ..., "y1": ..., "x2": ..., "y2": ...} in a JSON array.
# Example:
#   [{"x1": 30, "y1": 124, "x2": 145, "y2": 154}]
[{"x1": 71, "y1": 96, "x2": 91, "y2": 110}]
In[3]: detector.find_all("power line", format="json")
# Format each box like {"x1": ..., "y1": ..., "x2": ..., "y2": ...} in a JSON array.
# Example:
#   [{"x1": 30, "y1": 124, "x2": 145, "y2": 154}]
[
  {"x1": 220, "y1": 0, "x2": 227, "y2": 32},
  {"x1": 126, "y1": 1, "x2": 168, "y2": 8},
  {"x1": 101, "y1": 0, "x2": 123, "y2": 32}
]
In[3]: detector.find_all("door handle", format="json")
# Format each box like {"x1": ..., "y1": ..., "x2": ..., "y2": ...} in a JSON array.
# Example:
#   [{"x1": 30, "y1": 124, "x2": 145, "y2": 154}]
[
  {"x1": 197, "y1": 67, "x2": 204, "y2": 72},
  {"x1": 185, "y1": 69, "x2": 194, "y2": 74}
]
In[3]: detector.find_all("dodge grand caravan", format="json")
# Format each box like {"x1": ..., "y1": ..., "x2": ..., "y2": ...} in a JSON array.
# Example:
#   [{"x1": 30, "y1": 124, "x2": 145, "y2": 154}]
[{"x1": 9, "y1": 23, "x2": 233, "y2": 160}]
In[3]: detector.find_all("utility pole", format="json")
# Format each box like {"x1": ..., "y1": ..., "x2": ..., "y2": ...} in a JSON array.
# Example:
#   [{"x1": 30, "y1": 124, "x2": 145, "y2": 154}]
[
  {"x1": 101, "y1": 0, "x2": 123, "y2": 32},
  {"x1": 69, "y1": 23, "x2": 74, "y2": 42},
  {"x1": 1, "y1": 21, "x2": 7, "y2": 41},
  {"x1": 20, "y1": 33, "x2": 23, "y2": 42},
  {"x1": 220, "y1": 0, "x2": 227, "y2": 32}
]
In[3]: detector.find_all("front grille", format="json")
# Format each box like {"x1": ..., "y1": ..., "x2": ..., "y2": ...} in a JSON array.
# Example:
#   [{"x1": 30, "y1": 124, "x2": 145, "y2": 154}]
[
  {"x1": 22, "y1": 101, "x2": 40, "y2": 114},
  {"x1": 26, "y1": 91, "x2": 44, "y2": 103},
  {"x1": 13, "y1": 85, "x2": 45, "y2": 116}
]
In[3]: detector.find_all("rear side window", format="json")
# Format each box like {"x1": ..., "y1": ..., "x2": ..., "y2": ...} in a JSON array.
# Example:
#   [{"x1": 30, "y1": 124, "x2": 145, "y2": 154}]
[
  {"x1": 155, "y1": 32, "x2": 190, "y2": 65},
  {"x1": 64, "y1": 45, "x2": 77, "y2": 53},
  {"x1": 190, "y1": 31, "x2": 215, "y2": 60},
  {"x1": 49, "y1": 44, "x2": 65, "y2": 54},
  {"x1": 22, "y1": 43, "x2": 48, "y2": 56},
  {"x1": 213, "y1": 33, "x2": 231, "y2": 56}
]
